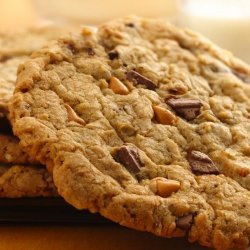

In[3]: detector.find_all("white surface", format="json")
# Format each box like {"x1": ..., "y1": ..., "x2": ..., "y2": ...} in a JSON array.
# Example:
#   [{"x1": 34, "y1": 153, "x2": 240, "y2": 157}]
[
  {"x1": 180, "y1": 0, "x2": 250, "y2": 63},
  {"x1": 184, "y1": 0, "x2": 250, "y2": 19}
]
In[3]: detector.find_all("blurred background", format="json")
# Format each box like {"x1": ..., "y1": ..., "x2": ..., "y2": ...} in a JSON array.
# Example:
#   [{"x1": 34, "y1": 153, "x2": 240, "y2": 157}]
[{"x1": 0, "y1": 0, "x2": 250, "y2": 63}]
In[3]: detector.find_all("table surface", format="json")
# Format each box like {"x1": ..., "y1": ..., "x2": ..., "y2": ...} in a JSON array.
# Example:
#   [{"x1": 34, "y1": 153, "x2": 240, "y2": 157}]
[
  {"x1": 0, "y1": 198, "x2": 207, "y2": 249},
  {"x1": 0, "y1": 224, "x2": 207, "y2": 250}
]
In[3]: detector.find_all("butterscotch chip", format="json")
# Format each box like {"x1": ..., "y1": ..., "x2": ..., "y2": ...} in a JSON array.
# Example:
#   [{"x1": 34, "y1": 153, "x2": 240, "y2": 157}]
[
  {"x1": 153, "y1": 105, "x2": 177, "y2": 125},
  {"x1": 64, "y1": 104, "x2": 86, "y2": 126},
  {"x1": 81, "y1": 27, "x2": 93, "y2": 36},
  {"x1": 9, "y1": 17, "x2": 250, "y2": 250},
  {"x1": 149, "y1": 177, "x2": 180, "y2": 198},
  {"x1": 109, "y1": 77, "x2": 129, "y2": 95}
]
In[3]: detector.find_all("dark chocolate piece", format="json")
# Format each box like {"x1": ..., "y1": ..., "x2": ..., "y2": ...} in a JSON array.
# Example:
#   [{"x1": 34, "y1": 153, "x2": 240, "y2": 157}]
[
  {"x1": 0, "y1": 55, "x2": 10, "y2": 63},
  {"x1": 233, "y1": 69, "x2": 250, "y2": 84},
  {"x1": 114, "y1": 145, "x2": 143, "y2": 174},
  {"x1": 208, "y1": 64, "x2": 230, "y2": 73},
  {"x1": 67, "y1": 43, "x2": 77, "y2": 54},
  {"x1": 167, "y1": 98, "x2": 202, "y2": 121},
  {"x1": 108, "y1": 51, "x2": 119, "y2": 60},
  {"x1": 126, "y1": 70, "x2": 157, "y2": 90},
  {"x1": 125, "y1": 23, "x2": 135, "y2": 28},
  {"x1": 86, "y1": 47, "x2": 95, "y2": 56},
  {"x1": 187, "y1": 151, "x2": 219, "y2": 175}
]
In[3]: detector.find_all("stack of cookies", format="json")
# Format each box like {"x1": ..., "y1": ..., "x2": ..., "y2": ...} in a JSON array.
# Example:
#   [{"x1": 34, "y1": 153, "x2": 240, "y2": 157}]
[
  {"x1": 0, "y1": 26, "x2": 70, "y2": 197},
  {"x1": 1, "y1": 17, "x2": 250, "y2": 250}
]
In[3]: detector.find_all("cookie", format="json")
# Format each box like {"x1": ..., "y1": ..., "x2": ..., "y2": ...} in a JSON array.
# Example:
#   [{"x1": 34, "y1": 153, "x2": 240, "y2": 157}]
[
  {"x1": 0, "y1": 56, "x2": 28, "y2": 116},
  {"x1": 0, "y1": 26, "x2": 70, "y2": 197},
  {"x1": 0, "y1": 26, "x2": 74, "y2": 60},
  {"x1": 0, "y1": 134, "x2": 37, "y2": 165},
  {"x1": 0, "y1": 121, "x2": 57, "y2": 197},
  {"x1": 0, "y1": 164, "x2": 57, "y2": 198},
  {"x1": 0, "y1": 115, "x2": 57, "y2": 198},
  {"x1": 0, "y1": 25, "x2": 76, "y2": 116},
  {"x1": 10, "y1": 17, "x2": 250, "y2": 249}
]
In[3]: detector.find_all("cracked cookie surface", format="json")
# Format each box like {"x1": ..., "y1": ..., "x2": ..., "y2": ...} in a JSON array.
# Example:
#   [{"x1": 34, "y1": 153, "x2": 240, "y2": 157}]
[
  {"x1": 0, "y1": 26, "x2": 75, "y2": 116},
  {"x1": 0, "y1": 133, "x2": 57, "y2": 198},
  {"x1": 0, "y1": 164, "x2": 57, "y2": 198},
  {"x1": 10, "y1": 17, "x2": 250, "y2": 249},
  {"x1": 0, "y1": 27, "x2": 69, "y2": 197},
  {"x1": 0, "y1": 117, "x2": 57, "y2": 197},
  {"x1": 0, "y1": 26, "x2": 74, "y2": 60},
  {"x1": 0, "y1": 134, "x2": 37, "y2": 165},
  {"x1": 0, "y1": 57, "x2": 28, "y2": 117}
]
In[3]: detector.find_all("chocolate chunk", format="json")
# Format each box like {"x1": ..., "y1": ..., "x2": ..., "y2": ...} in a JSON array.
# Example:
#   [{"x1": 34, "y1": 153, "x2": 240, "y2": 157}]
[
  {"x1": 208, "y1": 64, "x2": 230, "y2": 73},
  {"x1": 86, "y1": 47, "x2": 95, "y2": 56},
  {"x1": 176, "y1": 214, "x2": 193, "y2": 230},
  {"x1": 108, "y1": 51, "x2": 119, "y2": 60},
  {"x1": 67, "y1": 44, "x2": 95, "y2": 56},
  {"x1": 67, "y1": 43, "x2": 77, "y2": 54},
  {"x1": 126, "y1": 70, "x2": 157, "y2": 90},
  {"x1": 0, "y1": 55, "x2": 10, "y2": 63},
  {"x1": 233, "y1": 69, "x2": 250, "y2": 84},
  {"x1": 187, "y1": 151, "x2": 219, "y2": 175},
  {"x1": 125, "y1": 23, "x2": 135, "y2": 28},
  {"x1": 166, "y1": 98, "x2": 202, "y2": 121},
  {"x1": 114, "y1": 145, "x2": 143, "y2": 174}
]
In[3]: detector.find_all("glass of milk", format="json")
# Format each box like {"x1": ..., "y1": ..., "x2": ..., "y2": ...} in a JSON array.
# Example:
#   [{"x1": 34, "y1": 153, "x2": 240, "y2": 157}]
[{"x1": 179, "y1": 0, "x2": 250, "y2": 63}]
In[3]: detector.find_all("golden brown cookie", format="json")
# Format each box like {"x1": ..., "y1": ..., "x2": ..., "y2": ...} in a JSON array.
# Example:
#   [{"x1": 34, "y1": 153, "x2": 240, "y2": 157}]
[
  {"x1": 10, "y1": 17, "x2": 250, "y2": 249},
  {"x1": 0, "y1": 26, "x2": 72, "y2": 197},
  {"x1": 0, "y1": 26, "x2": 74, "y2": 60},
  {"x1": 0, "y1": 120, "x2": 57, "y2": 197},
  {"x1": 0, "y1": 164, "x2": 57, "y2": 198},
  {"x1": 0, "y1": 25, "x2": 76, "y2": 116}
]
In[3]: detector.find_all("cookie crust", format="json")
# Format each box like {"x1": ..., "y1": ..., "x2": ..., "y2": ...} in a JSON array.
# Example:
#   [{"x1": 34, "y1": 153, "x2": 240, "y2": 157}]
[
  {"x1": 0, "y1": 26, "x2": 70, "y2": 198},
  {"x1": 10, "y1": 17, "x2": 250, "y2": 249}
]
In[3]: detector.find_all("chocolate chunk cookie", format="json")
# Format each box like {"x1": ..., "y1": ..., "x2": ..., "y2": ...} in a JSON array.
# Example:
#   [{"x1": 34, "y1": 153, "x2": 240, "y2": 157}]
[
  {"x1": 0, "y1": 25, "x2": 75, "y2": 116},
  {"x1": 0, "y1": 109, "x2": 57, "y2": 197},
  {"x1": 0, "y1": 26, "x2": 75, "y2": 60},
  {"x1": 10, "y1": 17, "x2": 250, "y2": 249},
  {"x1": 0, "y1": 57, "x2": 27, "y2": 117},
  {"x1": 0, "y1": 134, "x2": 37, "y2": 165},
  {"x1": 0, "y1": 132, "x2": 57, "y2": 197},
  {"x1": 0, "y1": 27, "x2": 71, "y2": 197},
  {"x1": 0, "y1": 115, "x2": 58, "y2": 198},
  {"x1": 0, "y1": 164, "x2": 57, "y2": 198},
  {"x1": 0, "y1": 118, "x2": 57, "y2": 197}
]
